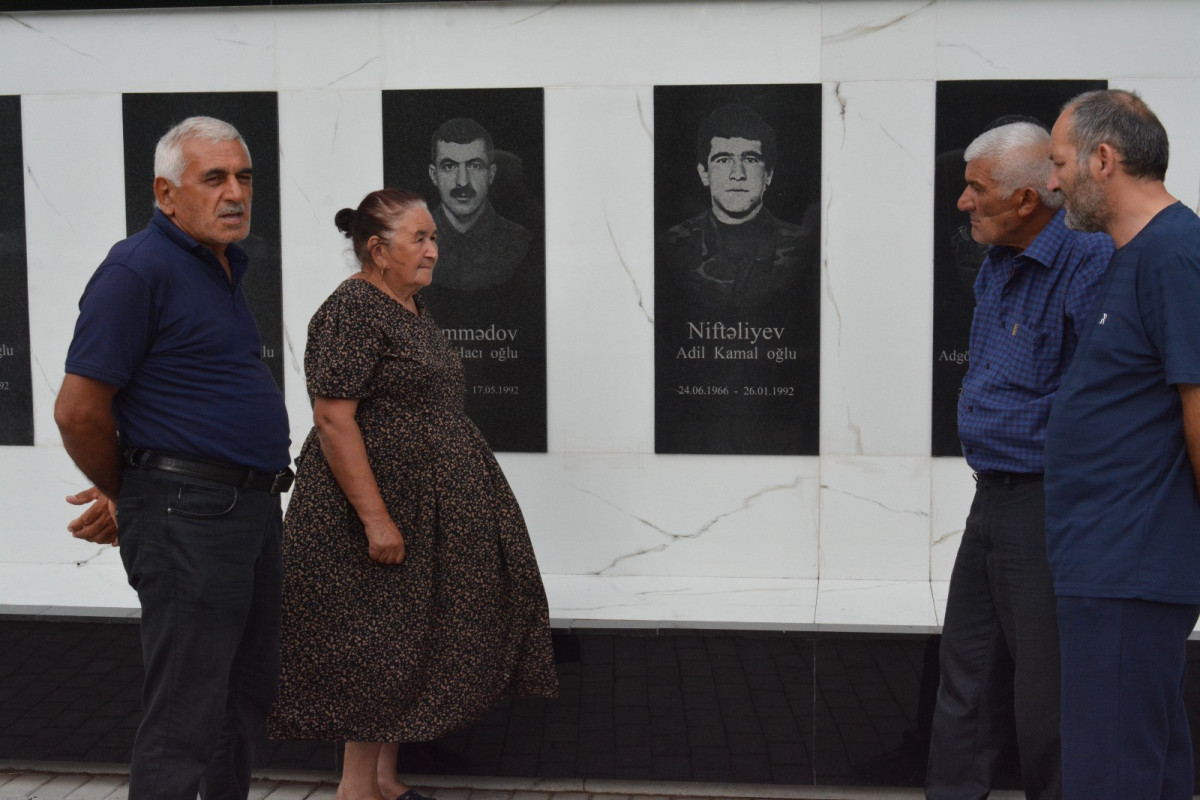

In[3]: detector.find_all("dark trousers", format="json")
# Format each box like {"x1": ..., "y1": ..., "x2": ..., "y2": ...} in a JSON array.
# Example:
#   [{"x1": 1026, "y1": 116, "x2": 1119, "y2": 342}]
[
  {"x1": 1058, "y1": 596, "x2": 1200, "y2": 800},
  {"x1": 926, "y1": 477, "x2": 1061, "y2": 800},
  {"x1": 117, "y1": 466, "x2": 282, "y2": 800}
]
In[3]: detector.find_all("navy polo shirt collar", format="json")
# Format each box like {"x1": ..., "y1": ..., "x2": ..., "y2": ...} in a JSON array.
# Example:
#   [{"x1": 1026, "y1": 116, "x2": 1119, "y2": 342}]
[{"x1": 148, "y1": 208, "x2": 250, "y2": 287}]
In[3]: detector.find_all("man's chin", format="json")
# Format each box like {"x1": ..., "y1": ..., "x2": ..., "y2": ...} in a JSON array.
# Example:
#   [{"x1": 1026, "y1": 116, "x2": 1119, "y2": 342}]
[{"x1": 713, "y1": 202, "x2": 763, "y2": 223}]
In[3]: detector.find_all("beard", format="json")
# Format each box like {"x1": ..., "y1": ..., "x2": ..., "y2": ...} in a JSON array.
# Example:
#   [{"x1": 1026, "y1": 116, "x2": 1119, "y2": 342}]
[{"x1": 1062, "y1": 168, "x2": 1111, "y2": 233}]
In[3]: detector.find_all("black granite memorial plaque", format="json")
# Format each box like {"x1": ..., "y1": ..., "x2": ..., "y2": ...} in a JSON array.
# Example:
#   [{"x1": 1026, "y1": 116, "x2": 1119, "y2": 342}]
[
  {"x1": 383, "y1": 89, "x2": 546, "y2": 453},
  {"x1": 122, "y1": 93, "x2": 285, "y2": 390},
  {"x1": 654, "y1": 85, "x2": 821, "y2": 455},
  {"x1": 931, "y1": 79, "x2": 1106, "y2": 456},
  {"x1": 0, "y1": 95, "x2": 34, "y2": 446}
]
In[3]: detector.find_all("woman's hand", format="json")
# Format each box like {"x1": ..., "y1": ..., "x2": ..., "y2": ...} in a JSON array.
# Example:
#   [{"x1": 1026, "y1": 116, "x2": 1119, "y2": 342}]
[
  {"x1": 364, "y1": 516, "x2": 406, "y2": 565},
  {"x1": 312, "y1": 395, "x2": 407, "y2": 566}
]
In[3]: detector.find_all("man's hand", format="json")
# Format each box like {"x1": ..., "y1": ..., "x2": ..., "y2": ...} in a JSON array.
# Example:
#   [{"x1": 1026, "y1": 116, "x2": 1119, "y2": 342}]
[{"x1": 66, "y1": 487, "x2": 118, "y2": 546}]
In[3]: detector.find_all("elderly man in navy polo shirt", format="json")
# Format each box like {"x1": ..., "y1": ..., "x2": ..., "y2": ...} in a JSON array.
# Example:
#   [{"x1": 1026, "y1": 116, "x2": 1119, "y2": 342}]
[
  {"x1": 926, "y1": 121, "x2": 1112, "y2": 800},
  {"x1": 54, "y1": 116, "x2": 292, "y2": 800},
  {"x1": 1046, "y1": 89, "x2": 1200, "y2": 800}
]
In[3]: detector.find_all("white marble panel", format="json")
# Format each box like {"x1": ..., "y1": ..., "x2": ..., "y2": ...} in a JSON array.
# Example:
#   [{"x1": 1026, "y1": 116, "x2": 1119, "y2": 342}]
[
  {"x1": 931, "y1": 579, "x2": 950, "y2": 626},
  {"x1": 935, "y1": 0, "x2": 1200, "y2": 81},
  {"x1": 821, "y1": 0, "x2": 937, "y2": 82},
  {"x1": 544, "y1": 87, "x2": 655, "y2": 454},
  {"x1": 0, "y1": 562, "x2": 136, "y2": 609},
  {"x1": 0, "y1": 9, "x2": 277, "y2": 94},
  {"x1": 496, "y1": 453, "x2": 819, "y2": 580},
  {"x1": 277, "y1": 90, "x2": 384, "y2": 440},
  {"x1": 815, "y1": 578, "x2": 937, "y2": 632},
  {"x1": 276, "y1": 7, "x2": 384, "y2": 91},
  {"x1": 820, "y1": 81, "x2": 935, "y2": 456},
  {"x1": 379, "y1": 1, "x2": 822, "y2": 89},
  {"x1": 819, "y1": 456, "x2": 931, "y2": 581},
  {"x1": 929, "y1": 456, "x2": 973, "y2": 581},
  {"x1": 1122, "y1": 78, "x2": 1200, "y2": 211},
  {"x1": 543, "y1": 574, "x2": 819, "y2": 630},
  {"x1": 22, "y1": 94, "x2": 127, "y2": 446},
  {"x1": 0, "y1": 445, "x2": 120, "y2": 566}
]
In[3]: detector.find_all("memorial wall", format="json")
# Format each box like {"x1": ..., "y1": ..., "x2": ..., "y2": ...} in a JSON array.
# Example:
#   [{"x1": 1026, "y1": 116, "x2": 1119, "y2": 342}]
[{"x1": 1, "y1": 0, "x2": 1198, "y2": 628}]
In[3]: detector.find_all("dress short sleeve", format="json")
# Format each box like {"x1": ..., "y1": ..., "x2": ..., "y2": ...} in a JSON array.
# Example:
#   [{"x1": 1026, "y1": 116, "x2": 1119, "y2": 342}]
[{"x1": 304, "y1": 281, "x2": 386, "y2": 400}]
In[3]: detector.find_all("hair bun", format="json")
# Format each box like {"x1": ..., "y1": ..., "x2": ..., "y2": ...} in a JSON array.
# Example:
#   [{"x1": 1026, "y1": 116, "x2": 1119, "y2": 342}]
[{"x1": 334, "y1": 208, "x2": 356, "y2": 237}]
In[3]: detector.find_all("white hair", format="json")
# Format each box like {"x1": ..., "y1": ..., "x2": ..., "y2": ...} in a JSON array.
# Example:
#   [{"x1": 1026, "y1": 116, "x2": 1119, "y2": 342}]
[
  {"x1": 153, "y1": 116, "x2": 250, "y2": 207},
  {"x1": 963, "y1": 121, "x2": 1062, "y2": 209}
]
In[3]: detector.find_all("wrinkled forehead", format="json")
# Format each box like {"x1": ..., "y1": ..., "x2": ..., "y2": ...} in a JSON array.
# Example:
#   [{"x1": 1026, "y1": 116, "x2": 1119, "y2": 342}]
[
  {"x1": 433, "y1": 138, "x2": 490, "y2": 165},
  {"x1": 182, "y1": 137, "x2": 252, "y2": 171}
]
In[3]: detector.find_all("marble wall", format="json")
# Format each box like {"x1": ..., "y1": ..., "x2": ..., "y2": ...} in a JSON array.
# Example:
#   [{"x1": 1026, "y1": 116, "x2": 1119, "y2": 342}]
[{"x1": 2, "y1": 0, "x2": 1198, "y2": 629}]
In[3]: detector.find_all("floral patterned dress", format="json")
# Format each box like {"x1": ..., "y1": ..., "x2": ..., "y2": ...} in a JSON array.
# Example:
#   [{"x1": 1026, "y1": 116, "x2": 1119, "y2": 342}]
[{"x1": 268, "y1": 278, "x2": 558, "y2": 742}]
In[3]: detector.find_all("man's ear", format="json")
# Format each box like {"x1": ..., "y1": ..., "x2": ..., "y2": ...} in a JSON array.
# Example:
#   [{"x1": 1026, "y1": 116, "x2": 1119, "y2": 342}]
[
  {"x1": 764, "y1": 168, "x2": 774, "y2": 189},
  {"x1": 1094, "y1": 142, "x2": 1119, "y2": 178},
  {"x1": 1015, "y1": 187, "x2": 1041, "y2": 216},
  {"x1": 488, "y1": 163, "x2": 497, "y2": 186},
  {"x1": 427, "y1": 164, "x2": 437, "y2": 186},
  {"x1": 154, "y1": 177, "x2": 176, "y2": 217},
  {"x1": 696, "y1": 162, "x2": 710, "y2": 188}
]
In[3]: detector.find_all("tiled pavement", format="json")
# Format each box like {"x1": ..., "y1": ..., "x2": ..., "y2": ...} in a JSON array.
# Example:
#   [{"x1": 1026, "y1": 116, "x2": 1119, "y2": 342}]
[{"x1": 0, "y1": 762, "x2": 995, "y2": 800}]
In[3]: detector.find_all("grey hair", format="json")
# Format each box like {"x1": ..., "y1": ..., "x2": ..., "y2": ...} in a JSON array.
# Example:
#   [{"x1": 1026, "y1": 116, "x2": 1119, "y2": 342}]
[
  {"x1": 963, "y1": 121, "x2": 1062, "y2": 208},
  {"x1": 153, "y1": 116, "x2": 250, "y2": 206},
  {"x1": 1063, "y1": 89, "x2": 1169, "y2": 181}
]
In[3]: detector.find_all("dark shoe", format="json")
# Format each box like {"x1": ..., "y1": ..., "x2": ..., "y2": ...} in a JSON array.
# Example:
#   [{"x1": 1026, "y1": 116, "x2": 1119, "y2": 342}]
[{"x1": 396, "y1": 791, "x2": 434, "y2": 800}]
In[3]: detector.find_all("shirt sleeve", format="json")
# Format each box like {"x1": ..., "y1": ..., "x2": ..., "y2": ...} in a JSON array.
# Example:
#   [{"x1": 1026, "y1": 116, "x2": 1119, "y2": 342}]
[
  {"x1": 304, "y1": 289, "x2": 386, "y2": 399},
  {"x1": 63, "y1": 263, "x2": 155, "y2": 389},
  {"x1": 1140, "y1": 239, "x2": 1200, "y2": 386}
]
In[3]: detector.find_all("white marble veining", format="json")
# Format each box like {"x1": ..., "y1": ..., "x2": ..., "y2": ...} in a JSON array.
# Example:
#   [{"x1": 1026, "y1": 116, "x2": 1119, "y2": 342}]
[
  {"x1": 277, "y1": 90, "x2": 385, "y2": 434},
  {"x1": 276, "y1": 7, "x2": 385, "y2": 91},
  {"x1": 820, "y1": 80, "x2": 935, "y2": 456},
  {"x1": 377, "y1": 1, "x2": 823, "y2": 90},
  {"x1": 0, "y1": 445, "x2": 117, "y2": 565},
  {"x1": 935, "y1": 0, "x2": 1200, "y2": 81},
  {"x1": 931, "y1": 578, "x2": 950, "y2": 626},
  {"x1": 543, "y1": 574, "x2": 819, "y2": 631},
  {"x1": 819, "y1": 456, "x2": 931, "y2": 581},
  {"x1": 21, "y1": 93, "x2": 127, "y2": 447},
  {"x1": 545, "y1": 87, "x2": 656, "y2": 454},
  {"x1": 497, "y1": 453, "x2": 819, "y2": 580},
  {"x1": 822, "y1": 0, "x2": 938, "y2": 81},
  {"x1": 0, "y1": 9, "x2": 279, "y2": 95},
  {"x1": 3, "y1": 0, "x2": 1200, "y2": 629},
  {"x1": 929, "y1": 457, "x2": 973, "y2": 581}
]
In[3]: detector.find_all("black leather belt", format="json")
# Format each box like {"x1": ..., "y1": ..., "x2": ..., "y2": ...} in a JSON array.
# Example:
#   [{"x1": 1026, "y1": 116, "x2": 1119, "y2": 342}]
[
  {"x1": 124, "y1": 448, "x2": 294, "y2": 494},
  {"x1": 973, "y1": 470, "x2": 1043, "y2": 486}
]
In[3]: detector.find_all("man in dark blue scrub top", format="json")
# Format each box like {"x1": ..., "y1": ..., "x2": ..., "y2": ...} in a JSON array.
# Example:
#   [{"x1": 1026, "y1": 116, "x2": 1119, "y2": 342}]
[
  {"x1": 54, "y1": 116, "x2": 292, "y2": 800},
  {"x1": 1046, "y1": 89, "x2": 1200, "y2": 800}
]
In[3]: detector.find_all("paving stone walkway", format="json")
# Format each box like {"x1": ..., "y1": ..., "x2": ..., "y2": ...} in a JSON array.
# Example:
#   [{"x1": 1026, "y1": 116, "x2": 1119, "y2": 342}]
[{"x1": 0, "y1": 763, "x2": 953, "y2": 800}]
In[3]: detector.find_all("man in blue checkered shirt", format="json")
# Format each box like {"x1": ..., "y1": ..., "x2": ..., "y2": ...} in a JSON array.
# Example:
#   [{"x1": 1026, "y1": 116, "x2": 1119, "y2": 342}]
[{"x1": 926, "y1": 121, "x2": 1113, "y2": 800}]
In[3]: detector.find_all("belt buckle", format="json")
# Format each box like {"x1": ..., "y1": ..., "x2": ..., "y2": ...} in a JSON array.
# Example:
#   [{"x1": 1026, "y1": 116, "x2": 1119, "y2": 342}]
[{"x1": 269, "y1": 468, "x2": 295, "y2": 495}]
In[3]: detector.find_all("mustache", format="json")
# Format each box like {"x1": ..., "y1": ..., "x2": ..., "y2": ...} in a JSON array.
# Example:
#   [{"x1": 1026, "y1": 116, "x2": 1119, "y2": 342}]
[
  {"x1": 449, "y1": 186, "x2": 476, "y2": 201},
  {"x1": 218, "y1": 203, "x2": 247, "y2": 215}
]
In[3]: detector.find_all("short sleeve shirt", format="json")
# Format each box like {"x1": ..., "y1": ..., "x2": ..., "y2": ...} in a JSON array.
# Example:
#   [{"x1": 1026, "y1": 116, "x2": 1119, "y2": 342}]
[
  {"x1": 64, "y1": 210, "x2": 290, "y2": 472},
  {"x1": 1045, "y1": 203, "x2": 1200, "y2": 603}
]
